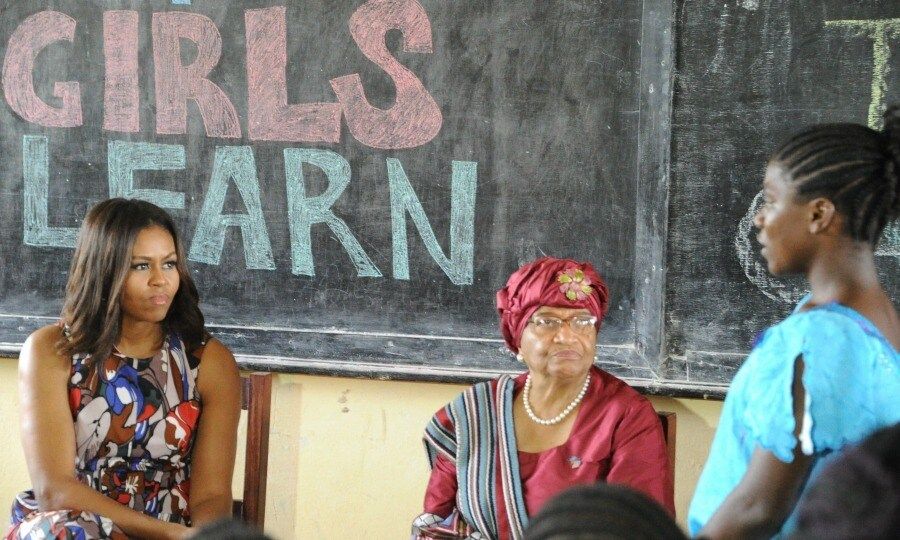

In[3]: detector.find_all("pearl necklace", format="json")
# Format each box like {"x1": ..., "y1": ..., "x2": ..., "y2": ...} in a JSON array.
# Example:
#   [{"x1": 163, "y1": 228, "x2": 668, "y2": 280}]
[{"x1": 523, "y1": 373, "x2": 591, "y2": 426}]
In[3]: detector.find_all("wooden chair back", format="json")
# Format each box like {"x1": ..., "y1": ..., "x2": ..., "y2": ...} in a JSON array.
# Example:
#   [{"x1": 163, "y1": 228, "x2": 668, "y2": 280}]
[
  {"x1": 657, "y1": 411, "x2": 677, "y2": 492},
  {"x1": 232, "y1": 373, "x2": 273, "y2": 528}
]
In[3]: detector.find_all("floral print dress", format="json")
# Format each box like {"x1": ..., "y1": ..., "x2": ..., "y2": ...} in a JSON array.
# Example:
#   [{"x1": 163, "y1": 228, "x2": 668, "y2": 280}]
[{"x1": 6, "y1": 332, "x2": 203, "y2": 540}]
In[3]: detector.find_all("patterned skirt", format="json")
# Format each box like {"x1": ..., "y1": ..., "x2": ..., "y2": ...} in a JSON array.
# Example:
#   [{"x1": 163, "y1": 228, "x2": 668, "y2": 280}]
[{"x1": 5, "y1": 491, "x2": 128, "y2": 540}]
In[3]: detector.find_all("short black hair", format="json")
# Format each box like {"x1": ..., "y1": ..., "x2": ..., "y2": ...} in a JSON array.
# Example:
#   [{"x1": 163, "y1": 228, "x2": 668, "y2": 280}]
[
  {"x1": 769, "y1": 105, "x2": 900, "y2": 247},
  {"x1": 190, "y1": 518, "x2": 272, "y2": 540},
  {"x1": 792, "y1": 422, "x2": 900, "y2": 539},
  {"x1": 524, "y1": 483, "x2": 686, "y2": 540}
]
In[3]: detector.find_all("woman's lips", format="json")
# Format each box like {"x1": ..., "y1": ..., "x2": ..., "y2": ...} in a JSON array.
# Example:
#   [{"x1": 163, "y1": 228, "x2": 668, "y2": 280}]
[
  {"x1": 149, "y1": 294, "x2": 170, "y2": 306},
  {"x1": 552, "y1": 350, "x2": 581, "y2": 359}
]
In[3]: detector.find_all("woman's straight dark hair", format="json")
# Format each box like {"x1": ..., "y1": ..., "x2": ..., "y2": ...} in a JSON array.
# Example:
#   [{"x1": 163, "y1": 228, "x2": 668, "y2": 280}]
[
  {"x1": 769, "y1": 105, "x2": 900, "y2": 247},
  {"x1": 60, "y1": 198, "x2": 205, "y2": 361}
]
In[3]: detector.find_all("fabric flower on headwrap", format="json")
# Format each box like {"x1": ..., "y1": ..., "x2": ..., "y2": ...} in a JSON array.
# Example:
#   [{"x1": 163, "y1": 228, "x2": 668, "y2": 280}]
[
  {"x1": 558, "y1": 267, "x2": 594, "y2": 301},
  {"x1": 496, "y1": 256, "x2": 609, "y2": 353}
]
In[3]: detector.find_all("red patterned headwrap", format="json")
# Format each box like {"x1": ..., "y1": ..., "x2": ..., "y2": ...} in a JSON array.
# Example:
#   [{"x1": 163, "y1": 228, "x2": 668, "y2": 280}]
[{"x1": 496, "y1": 256, "x2": 610, "y2": 353}]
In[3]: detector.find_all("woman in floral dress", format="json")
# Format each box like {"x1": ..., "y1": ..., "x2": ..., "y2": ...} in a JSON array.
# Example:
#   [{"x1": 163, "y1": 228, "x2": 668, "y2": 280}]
[{"x1": 6, "y1": 199, "x2": 241, "y2": 540}]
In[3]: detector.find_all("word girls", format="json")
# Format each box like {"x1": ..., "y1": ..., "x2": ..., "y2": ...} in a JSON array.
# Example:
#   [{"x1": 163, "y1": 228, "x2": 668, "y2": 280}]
[{"x1": 4, "y1": 2, "x2": 478, "y2": 285}]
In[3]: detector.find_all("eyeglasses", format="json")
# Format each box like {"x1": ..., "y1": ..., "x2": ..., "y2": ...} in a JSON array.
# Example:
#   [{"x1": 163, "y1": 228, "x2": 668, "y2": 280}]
[{"x1": 528, "y1": 315, "x2": 598, "y2": 335}]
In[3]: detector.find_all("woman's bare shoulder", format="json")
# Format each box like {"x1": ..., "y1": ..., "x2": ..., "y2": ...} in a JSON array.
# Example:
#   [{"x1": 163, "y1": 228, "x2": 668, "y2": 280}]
[
  {"x1": 19, "y1": 324, "x2": 70, "y2": 374},
  {"x1": 195, "y1": 337, "x2": 240, "y2": 396},
  {"x1": 198, "y1": 337, "x2": 237, "y2": 368}
]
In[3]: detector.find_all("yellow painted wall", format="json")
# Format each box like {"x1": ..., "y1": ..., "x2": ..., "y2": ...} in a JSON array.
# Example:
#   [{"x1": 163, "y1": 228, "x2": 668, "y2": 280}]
[
  {"x1": 0, "y1": 360, "x2": 722, "y2": 539},
  {"x1": 0, "y1": 361, "x2": 29, "y2": 503}
]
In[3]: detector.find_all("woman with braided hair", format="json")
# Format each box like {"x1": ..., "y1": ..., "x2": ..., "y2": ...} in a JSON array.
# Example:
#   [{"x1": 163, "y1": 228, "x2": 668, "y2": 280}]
[{"x1": 688, "y1": 107, "x2": 900, "y2": 538}]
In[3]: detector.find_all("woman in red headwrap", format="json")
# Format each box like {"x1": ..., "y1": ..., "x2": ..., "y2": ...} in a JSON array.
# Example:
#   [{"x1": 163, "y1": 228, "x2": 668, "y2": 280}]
[{"x1": 411, "y1": 257, "x2": 673, "y2": 540}]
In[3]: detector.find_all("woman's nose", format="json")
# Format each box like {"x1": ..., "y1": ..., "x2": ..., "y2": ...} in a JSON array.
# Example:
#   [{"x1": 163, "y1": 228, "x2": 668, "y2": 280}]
[
  {"x1": 753, "y1": 208, "x2": 764, "y2": 229},
  {"x1": 553, "y1": 322, "x2": 577, "y2": 342},
  {"x1": 149, "y1": 267, "x2": 167, "y2": 286}
]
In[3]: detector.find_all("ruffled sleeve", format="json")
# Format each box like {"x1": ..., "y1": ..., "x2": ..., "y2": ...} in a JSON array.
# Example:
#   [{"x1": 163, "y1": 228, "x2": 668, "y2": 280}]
[{"x1": 738, "y1": 309, "x2": 880, "y2": 463}]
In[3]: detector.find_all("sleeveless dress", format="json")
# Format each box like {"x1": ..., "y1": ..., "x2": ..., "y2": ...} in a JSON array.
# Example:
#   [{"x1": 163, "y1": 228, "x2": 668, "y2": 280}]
[{"x1": 5, "y1": 331, "x2": 203, "y2": 540}]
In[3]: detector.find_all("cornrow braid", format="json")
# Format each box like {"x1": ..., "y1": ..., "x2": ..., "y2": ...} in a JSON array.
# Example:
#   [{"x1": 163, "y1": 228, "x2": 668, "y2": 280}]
[
  {"x1": 770, "y1": 105, "x2": 900, "y2": 247},
  {"x1": 883, "y1": 106, "x2": 900, "y2": 223}
]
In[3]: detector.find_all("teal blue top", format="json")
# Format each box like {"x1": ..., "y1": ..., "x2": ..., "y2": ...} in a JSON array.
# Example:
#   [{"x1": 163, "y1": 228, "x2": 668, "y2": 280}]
[{"x1": 687, "y1": 297, "x2": 900, "y2": 537}]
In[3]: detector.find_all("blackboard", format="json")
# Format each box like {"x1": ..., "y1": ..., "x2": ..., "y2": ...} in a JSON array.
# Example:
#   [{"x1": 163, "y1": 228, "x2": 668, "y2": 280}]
[
  {"x1": 0, "y1": 1, "x2": 896, "y2": 398},
  {"x1": 0, "y1": 0, "x2": 675, "y2": 390},
  {"x1": 663, "y1": 0, "x2": 900, "y2": 391}
]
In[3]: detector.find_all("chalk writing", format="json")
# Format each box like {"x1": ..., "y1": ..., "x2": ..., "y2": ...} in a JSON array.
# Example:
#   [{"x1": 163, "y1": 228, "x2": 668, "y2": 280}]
[
  {"x1": 189, "y1": 146, "x2": 276, "y2": 270},
  {"x1": 284, "y1": 149, "x2": 382, "y2": 277},
  {"x1": 16, "y1": 130, "x2": 480, "y2": 278},
  {"x1": 3, "y1": 4, "x2": 443, "y2": 149},
  {"x1": 388, "y1": 159, "x2": 476, "y2": 285},
  {"x1": 22, "y1": 136, "x2": 79, "y2": 248},
  {"x1": 5, "y1": 3, "x2": 474, "y2": 285},
  {"x1": 152, "y1": 11, "x2": 242, "y2": 138},
  {"x1": 825, "y1": 18, "x2": 900, "y2": 129},
  {"x1": 108, "y1": 141, "x2": 186, "y2": 209},
  {"x1": 1, "y1": 11, "x2": 82, "y2": 127},
  {"x1": 735, "y1": 18, "x2": 900, "y2": 303},
  {"x1": 245, "y1": 7, "x2": 342, "y2": 143},
  {"x1": 331, "y1": 0, "x2": 443, "y2": 149},
  {"x1": 103, "y1": 11, "x2": 140, "y2": 133}
]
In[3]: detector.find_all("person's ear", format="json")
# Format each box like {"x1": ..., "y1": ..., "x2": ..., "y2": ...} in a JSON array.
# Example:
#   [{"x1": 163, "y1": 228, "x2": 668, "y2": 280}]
[{"x1": 807, "y1": 197, "x2": 837, "y2": 234}]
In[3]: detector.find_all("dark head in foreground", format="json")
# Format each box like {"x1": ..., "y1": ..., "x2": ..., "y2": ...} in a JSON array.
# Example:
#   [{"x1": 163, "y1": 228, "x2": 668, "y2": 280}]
[
  {"x1": 189, "y1": 518, "x2": 273, "y2": 540},
  {"x1": 61, "y1": 197, "x2": 205, "y2": 360},
  {"x1": 524, "y1": 483, "x2": 687, "y2": 540},
  {"x1": 791, "y1": 422, "x2": 900, "y2": 540}
]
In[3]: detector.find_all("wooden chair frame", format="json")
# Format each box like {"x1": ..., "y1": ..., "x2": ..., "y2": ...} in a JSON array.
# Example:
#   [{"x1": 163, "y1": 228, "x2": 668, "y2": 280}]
[
  {"x1": 232, "y1": 372, "x2": 272, "y2": 528},
  {"x1": 657, "y1": 411, "x2": 677, "y2": 499}
]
